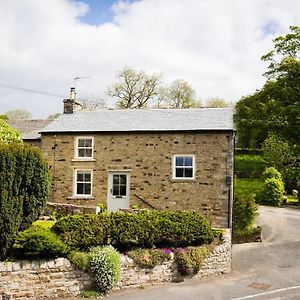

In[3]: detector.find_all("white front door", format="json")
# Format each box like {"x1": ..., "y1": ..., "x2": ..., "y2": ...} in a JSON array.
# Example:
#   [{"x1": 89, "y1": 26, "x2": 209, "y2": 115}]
[{"x1": 107, "y1": 172, "x2": 130, "y2": 213}]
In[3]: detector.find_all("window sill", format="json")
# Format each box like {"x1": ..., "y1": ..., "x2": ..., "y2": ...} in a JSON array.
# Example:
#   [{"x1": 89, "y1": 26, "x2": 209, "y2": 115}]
[
  {"x1": 71, "y1": 158, "x2": 96, "y2": 162},
  {"x1": 67, "y1": 196, "x2": 95, "y2": 200},
  {"x1": 171, "y1": 178, "x2": 196, "y2": 182}
]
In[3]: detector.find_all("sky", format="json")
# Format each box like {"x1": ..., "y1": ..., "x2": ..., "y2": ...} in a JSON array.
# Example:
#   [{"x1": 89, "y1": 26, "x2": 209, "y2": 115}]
[{"x1": 0, "y1": 0, "x2": 299, "y2": 118}]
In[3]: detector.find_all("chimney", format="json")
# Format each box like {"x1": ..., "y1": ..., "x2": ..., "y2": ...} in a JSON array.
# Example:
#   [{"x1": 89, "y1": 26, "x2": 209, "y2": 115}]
[{"x1": 63, "y1": 87, "x2": 76, "y2": 114}]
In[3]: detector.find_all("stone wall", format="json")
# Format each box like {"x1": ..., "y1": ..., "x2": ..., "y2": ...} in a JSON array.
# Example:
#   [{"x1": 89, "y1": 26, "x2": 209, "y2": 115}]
[
  {"x1": 42, "y1": 131, "x2": 234, "y2": 228},
  {"x1": 0, "y1": 231, "x2": 231, "y2": 300},
  {"x1": 0, "y1": 258, "x2": 92, "y2": 300}
]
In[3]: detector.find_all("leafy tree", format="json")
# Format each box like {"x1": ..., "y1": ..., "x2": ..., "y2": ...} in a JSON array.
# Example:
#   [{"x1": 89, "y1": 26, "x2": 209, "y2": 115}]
[
  {"x1": 234, "y1": 26, "x2": 300, "y2": 148},
  {"x1": 163, "y1": 79, "x2": 200, "y2": 108},
  {"x1": 0, "y1": 115, "x2": 8, "y2": 120},
  {"x1": 261, "y1": 134, "x2": 293, "y2": 171},
  {"x1": 6, "y1": 109, "x2": 32, "y2": 120},
  {"x1": 0, "y1": 120, "x2": 22, "y2": 143},
  {"x1": 206, "y1": 97, "x2": 231, "y2": 108},
  {"x1": 108, "y1": 67, "x2": 161, "y2": 109}
]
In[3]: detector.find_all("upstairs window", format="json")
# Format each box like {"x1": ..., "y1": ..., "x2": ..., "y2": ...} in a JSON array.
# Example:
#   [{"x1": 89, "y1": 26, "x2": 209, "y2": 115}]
[
  {"x1": 75, "y1": 137, "x2": 93, "y2": 159},
  {"x1": 75, "y1": 170, "x2": 92, "y2": 196},
  {"x1": 173, "y1": 155, "x2": 195, "y2": 179}
]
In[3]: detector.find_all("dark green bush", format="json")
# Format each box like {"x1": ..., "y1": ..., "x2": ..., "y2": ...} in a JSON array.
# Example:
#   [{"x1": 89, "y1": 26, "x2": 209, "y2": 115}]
[
  {"x1": 52, "y1": 213, "x2": 109, "y2": 251},
  {"x1": 233, "y1": 195, "x2": 258, "y2": 233},
  {"x1": 109, "y1": 210, "x2": 214, "y2": 249},
  {"x1": 156, "y1": 211, "x2": 214, "y2": 247},
  {"x1": 53, "y1": 210, "x2": 214, "y2": 251},
  {"x1": 0, "y1": 142, "x2": 51, "y2": 259},
  {"x1": 127, "y1": 248, "x2": 172, "y2": 268},
  {"x1": 235, "y1": 154, "x2": 266, "y2": 178},
  {"x1": 109, "y1": 210, "x2": 159, "y2": 249},
  {"x1": 13, "y1": 225, "x2": 68, "y2": 258},
  {"x1": 175, "y1": 246, "x2": 210, "y2": 275}
]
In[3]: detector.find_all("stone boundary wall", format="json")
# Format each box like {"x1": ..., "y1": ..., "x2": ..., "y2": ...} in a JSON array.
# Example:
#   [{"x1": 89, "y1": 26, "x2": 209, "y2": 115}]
[{"x1": 0, "y1": 230, "x2": 231, "y2": 300}]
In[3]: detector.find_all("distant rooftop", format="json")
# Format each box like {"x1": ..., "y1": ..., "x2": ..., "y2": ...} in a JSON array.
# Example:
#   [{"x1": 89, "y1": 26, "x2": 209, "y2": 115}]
[
  {"x1": 8, "y1": 119, "x2": 52, "y2": 140},
  {"x1": 41, "y1": 108, "x2": 233, "y2": 133}
]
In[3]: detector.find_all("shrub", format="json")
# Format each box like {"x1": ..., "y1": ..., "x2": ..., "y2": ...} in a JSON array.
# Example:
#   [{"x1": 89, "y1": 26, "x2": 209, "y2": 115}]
[
  {"x1": 89, "y1": 246, "x2": 121, "y2": 295},
  {"x1": 0, "y1": 142, "x2": 51, "y2": 260},
  {"x1": 233, "y1": 195, "x2": 258, "y2": 233},
  {"x1": 175, "y1": 246, "x2": 210, "y2": 275},
  {"x1": 52, "y1": 213, "x2": 109, "y2": 251},
  {"x1": 127, "y1": 248, "x2": 172, "y2": 268},
  {"x1": 13, "y1": 225, "x2": 68, "y2": 258},
  {"x1": 0, "y1": 120, "x2": 22, "y2": 143},
  {"x1": 263, "y1": 167, "x2": 282, "y2": 181},
  {"x1": 109, "y1": 210, "x2": 159, "y2": 249},
  {"x1": 262, "y1": 177, "x2": 285, "y2": 206},
  {"x1": 110, "y1": 210, "x2": 214, "y2": 249},
  {"x1": 68, "y1": 251, "x2": 91, "y2": 271}
]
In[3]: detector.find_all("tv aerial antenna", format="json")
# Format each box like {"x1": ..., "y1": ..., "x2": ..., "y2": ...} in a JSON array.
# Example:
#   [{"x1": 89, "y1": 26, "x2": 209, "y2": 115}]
[{"x1": 73, "y1": 76, "x2": 91, "y2": 88}]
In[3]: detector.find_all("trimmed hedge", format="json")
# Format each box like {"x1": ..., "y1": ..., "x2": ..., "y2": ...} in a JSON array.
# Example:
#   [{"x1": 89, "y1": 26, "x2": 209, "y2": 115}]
[
  {"x1": 52, "y1": 213, "x2": 109, "y2": 251},
  {"x1": 235, "y1": 154, "x2": 266, "y2": 178},
  {"x1": 53, "y1": 210, "x2": 215, "y2": 250},
  {"x1": 13, "y1": 225, "x2": 68, "y2": 258}
]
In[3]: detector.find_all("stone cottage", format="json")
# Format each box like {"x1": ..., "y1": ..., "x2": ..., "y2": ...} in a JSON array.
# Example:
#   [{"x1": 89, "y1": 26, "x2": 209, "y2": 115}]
[{"x1": 41, "y1": 92, "x2": 234, "y2": 228}]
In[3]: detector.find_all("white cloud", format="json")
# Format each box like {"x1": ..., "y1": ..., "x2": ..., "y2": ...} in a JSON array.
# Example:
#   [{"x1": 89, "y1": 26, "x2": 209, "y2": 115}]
[{"x1": 0, "y1": 0, "x2": 299, "y2": 117}]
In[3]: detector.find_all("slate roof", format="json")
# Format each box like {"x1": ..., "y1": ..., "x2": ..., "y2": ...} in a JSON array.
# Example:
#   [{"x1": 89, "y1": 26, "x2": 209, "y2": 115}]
[
  {"x1": 41, "y1": 108, "x2": 233, "y2": 133},
  {"x1": 8, "y1": 119, "x2": 52, "y2": 140}
]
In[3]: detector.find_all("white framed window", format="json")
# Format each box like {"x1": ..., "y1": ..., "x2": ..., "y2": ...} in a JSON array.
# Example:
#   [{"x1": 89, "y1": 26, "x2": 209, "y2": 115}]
[
  {"x1": 75, "y1": 137, "x2": 94, "y2": 159},
  {"x1": 73, "y1": 169, "x2": 93, "y2": 197},
  {"x1": 172, "y1": 155, "x2": 195, "y2": 180}
]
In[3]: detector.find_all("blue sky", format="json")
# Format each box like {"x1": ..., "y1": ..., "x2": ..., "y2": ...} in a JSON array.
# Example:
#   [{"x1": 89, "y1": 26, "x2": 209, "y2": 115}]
[{"x1": 76, "y1": 0, "x2": 136, "y2": 25}]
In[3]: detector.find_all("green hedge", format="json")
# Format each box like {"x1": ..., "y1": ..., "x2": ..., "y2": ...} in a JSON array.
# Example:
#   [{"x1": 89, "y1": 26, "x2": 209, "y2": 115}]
[
  {"x1": 53, "y1": 210, "x2": 215, "y2": 250},
  {"x1": 235, "y1": 154, "x2": 266, "y2": 178},
  {"x1": 52, "y1": 213, "x2": 109, "y2": 251},
  {"x1": 13, "y1": 225, "x2": 68, "y2": 258}
]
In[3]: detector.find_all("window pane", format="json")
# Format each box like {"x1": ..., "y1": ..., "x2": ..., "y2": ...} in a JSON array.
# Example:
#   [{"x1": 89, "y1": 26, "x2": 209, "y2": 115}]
[
  {"x1": 77, "y1": 183, "x2": 84, "y2": 194},
  {"x1": 78, "y1": 149, "x2": 85, "y2": 157},
  {"x1": 119, "y1": 175, "x2": 127, "y2": 185},
  {"x1": 120, "y1": 185, "x2": 126, "y2": 196},
  {"x1": 176, "y1": 156, "x2": 184, "y2": 166},
  {"x1": 175, "y1": 168, "x2": 184, "y2": 178},
  {"x1": 184, "y1": 157, "x2": 193, "y2": 166},
  {"x1": 113, "y1": 175, "x2": 120, "y2": 184},
  {"x1": 84, "y1": 139, "x2": 92, "y2": 147},
  {"x1": 77, "y1": 172, "x2": 84, "y2": 181},
  {"x1": 84, "y1": 183, "x2": 91, "y2": 195},
  {"x1": 84, "y1": 172, "x2": 91, "y2": 182},
  {"x1": 113, "y1": 185, "x2": 119, "y2": 196},
  {"x1": 78, "y1": 139, "x2": 85, "y2": 147},
  {"x1": 85, "y1": 149, "x2": 92, "y2": 157},
  {"x1": 185, "y1": 168, "x2": 193, "y2": 178}
]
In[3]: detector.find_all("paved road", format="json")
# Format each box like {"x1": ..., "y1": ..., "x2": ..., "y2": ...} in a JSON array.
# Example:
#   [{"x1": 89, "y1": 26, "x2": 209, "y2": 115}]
[{"x1": 104, "y1": 206, "x2": 300, "y2": 300}]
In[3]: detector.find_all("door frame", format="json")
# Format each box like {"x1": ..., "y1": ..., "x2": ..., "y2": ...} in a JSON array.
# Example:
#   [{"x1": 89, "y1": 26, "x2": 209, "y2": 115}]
[{"x1": 107, "y1": 171, "x2": 131, "y2": 212}]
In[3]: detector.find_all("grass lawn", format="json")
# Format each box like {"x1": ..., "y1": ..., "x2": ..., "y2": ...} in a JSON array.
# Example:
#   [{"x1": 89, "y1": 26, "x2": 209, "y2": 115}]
[
  {"x1": 235, "y1": 178, "x2": 264, "y2": 198},
  {"x1": 33, "y1": 220, "x2": 56, "y2": 228}
]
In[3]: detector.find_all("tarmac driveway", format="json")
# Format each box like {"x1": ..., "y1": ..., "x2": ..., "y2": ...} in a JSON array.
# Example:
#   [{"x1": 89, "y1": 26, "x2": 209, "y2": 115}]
[{"x1": 105, "y1": 206, "x2": 300, "y2": 300}]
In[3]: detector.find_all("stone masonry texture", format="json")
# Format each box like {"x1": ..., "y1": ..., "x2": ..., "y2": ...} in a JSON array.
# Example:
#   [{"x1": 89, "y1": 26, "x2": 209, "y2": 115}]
[
  {"x1": 41, "y1": 131, "x2": 234, "y2": 228},
  {"x1": 0, "y1": 231, "x2": 231, "y2": 299}
]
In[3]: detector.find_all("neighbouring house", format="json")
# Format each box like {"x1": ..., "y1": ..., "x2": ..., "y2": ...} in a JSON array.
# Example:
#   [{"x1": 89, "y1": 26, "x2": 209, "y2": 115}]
[
  {"x1": 41, "y1": 89, "x2": 235, "y2": 228},
  {"x1": 8, "y1": 119, "x2": 52, "y2": 147}
]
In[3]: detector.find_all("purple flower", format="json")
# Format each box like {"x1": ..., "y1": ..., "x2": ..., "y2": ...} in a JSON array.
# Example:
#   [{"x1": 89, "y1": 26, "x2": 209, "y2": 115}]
[{"x1": 163, "y1": 248, "x2": 172, "y2": 254}]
